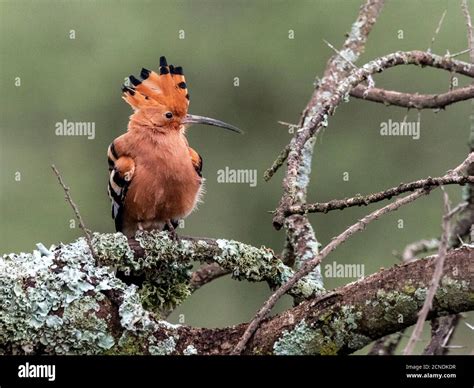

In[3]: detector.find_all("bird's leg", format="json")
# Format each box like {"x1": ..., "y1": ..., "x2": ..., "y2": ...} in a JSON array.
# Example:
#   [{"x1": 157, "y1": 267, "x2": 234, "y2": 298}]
[{"x1": 166, "y1": 220, "x2": 179, "y2": 242}]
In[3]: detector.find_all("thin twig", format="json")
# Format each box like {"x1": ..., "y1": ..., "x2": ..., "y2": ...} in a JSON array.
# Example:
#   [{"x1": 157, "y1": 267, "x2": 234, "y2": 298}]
[
  {"x1": 403, "y1": 190, "x2": 451, "y2": 355},
  {"x1": 369, "y1": 234, "x2": 438, "y2": 354},
  {"x1": 263, "y1": 145, "x2": 291, "y2": 181},
  {"x1": 273, "y1": 51, "x2": 474, "y2": 229},
  {"x1": 51, "y1": 164, "x2": 96, "y2": 258},
  {"x1": 462, "y1": 0, "x2": 474, "y2": 64},
  {"x1": 447, "y1": 47, "x2": 472, "y2": 59},
  {"x1": 423, "y1": 0, "x2": 474, "y2": 356},
  {"x1": 277, "y1": 121, "x2": 299, "y2": 129},
  {"x1": 323, "y1": 39, "x2": 358, "y2": 70},
  {"x1": 271, "y1": 0, "x2": 385, "y2": 233},
  {"x1": 428, "y1": 10, "x2": 447, "y2": 53},
  {"x1": 232, "y1": 154, "x2": 473, "y2": 354},
  {"x1": 233, "y1": 189, "x2": 430, "y2": 354},
  {"x1": 422, "y1": 314, "x2": 461, "y2": 355},
  {"x1": 286, "y1": 175, "x2": 474, "y2": 215},
  {"x1": 446, "y1": 201, "x2": 468, "y2": 218}
]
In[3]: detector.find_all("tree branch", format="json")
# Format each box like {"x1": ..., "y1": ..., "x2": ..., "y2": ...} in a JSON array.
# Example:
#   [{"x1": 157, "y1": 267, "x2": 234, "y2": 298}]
[
  {"x1": 51, "y1": 164, "x2": 96, "y2": 258},
  {"x1": 422, "y1": 314, "x2": 461, "y2": 355},
  {"x1": 189, "y1": 263, "x2": 230, "y2": 292},
  {"x1": 423, "y1": 1, "x2": 474, "y2": 356},
  {"x1": 350, "y1": 84, "x2": 474, "y2": 109},
  {"x1": 273, "y1": 51, "x2": 474, "y2": 229},
  {"x1": 272, "y1": 0, "x2": 385, "y2": 234},
  {"x1": 462, "y1": 0, "x2": 474, "y2": 65},
  {"x1": 402, "y1": 238, "x2": 440, "y2": 263},
  {"x1": 234, "y1": 153, "x2": 473, "y2": 354},
  {"x1": 0, "y1": 241, "x2": 470, "y2": 355},
  {"x1": 93, "y1": 231, "x2": 323, "y2": 312},
  {"x1": 285, "y1": 175, "x2": 474, "y2": 216},
  {"x1": 403, "y1": 190, "x2": 451, "y2": 355},
  {"x1": 368, "y1": 235, "x2": 439, "y2": 355},
  {"x1": 269, "y1": 0, "x2": 387, "y2": 301},
  {"x1": 264, "y1": 145, "x2": 290, "y2": 182}
]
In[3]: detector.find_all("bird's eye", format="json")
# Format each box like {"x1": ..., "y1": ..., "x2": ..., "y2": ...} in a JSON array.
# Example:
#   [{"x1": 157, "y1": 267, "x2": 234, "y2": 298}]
[{"x1": 165, "y1": 112, "x2": 173, "y2": 119}]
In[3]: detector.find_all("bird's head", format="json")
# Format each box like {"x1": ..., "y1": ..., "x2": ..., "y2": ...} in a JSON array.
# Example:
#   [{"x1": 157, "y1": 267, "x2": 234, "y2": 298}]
[{"x1": 122, "y1": 56, "x2": 242, "y2": 135}]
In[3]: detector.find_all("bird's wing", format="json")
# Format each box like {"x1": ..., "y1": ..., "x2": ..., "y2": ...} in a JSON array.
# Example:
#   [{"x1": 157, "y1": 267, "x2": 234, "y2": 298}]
[
  {"x1": 188, "y1": 146, "x2": 203, "y2": 177},
  {"x1": 107, "y1": 141, "x2": 135, "y2": 232}
]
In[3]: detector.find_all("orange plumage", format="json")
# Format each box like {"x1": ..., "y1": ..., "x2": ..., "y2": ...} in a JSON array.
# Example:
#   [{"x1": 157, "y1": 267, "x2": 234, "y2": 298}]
[{"x1": 107, "y1": 56, "x2": 241, "y2": 238}]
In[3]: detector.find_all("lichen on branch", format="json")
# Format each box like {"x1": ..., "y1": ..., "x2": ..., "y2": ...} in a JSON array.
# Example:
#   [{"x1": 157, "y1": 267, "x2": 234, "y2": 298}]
[
  {"x1": 0, "y1": 238, "x2": 471, "y2": 355},
  {"x1": 92, "y1": 231, "x2": 324, "y2": 311}
]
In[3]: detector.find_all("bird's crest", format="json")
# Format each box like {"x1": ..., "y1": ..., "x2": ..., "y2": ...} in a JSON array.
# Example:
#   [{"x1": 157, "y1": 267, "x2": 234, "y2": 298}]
[{"x1": 122, "y1": 56, "x2": 189, "y2": 117}]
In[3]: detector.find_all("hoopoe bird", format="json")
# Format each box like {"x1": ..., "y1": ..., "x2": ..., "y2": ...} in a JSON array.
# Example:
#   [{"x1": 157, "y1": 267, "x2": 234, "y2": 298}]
[{"x1": 107, "y1": 56, "x2": 242, "y2": 238}]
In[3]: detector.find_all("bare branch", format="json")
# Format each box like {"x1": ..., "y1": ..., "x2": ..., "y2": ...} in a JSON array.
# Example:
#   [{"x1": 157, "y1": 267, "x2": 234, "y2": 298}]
[
  {"x1": 234, "y1": 188, "x2": 431, "y2": 354},
  {"x1": 423, "y1": 315, "x2": 461, "y2": 355},
  {"x1": 350, "y1": 84, "x2": 474, "y2": 109},
  {"x1": 189, "y1": 263, "x2": 230, "y2": 292},
  {"x1": 286, "y1": 174, "x2": 474, "y2": 216},
  {"x1": 235, "y1": 154, "x2": 473, "y2": 354},
  {"x1": 272, "y1": 0, "x2": 386, "y2": 232},
  {"x1": 51, "y1": 164, "x2": 95, "y2": 258},
  {"x1": 369, "y1": 234, "x2": 439, "y2": 355},
  {"x1": 263, "y1": 145, "x2": 290, "y2": 181},
  {"x1": 422, "y1": 2, "x2": 474, "y2": 356},
  {"x1": 403, "y1": 191, "x2": 451, "y2": 355},
  {"x1": 368, "y1": 332, "x2": 404, "y2": 355},
  {"x1": 267, "y1": 1, "x2": 387, "y2": 295},
  {"x1": 462, "y1": 0, "x2": 474, "y2": 64},
  {"x1": 402, "y1": 238, "x2": 440, "y2": 263},
  {"x1": 428, "y1": 10, "x2": 447, "y2": 53},
  {"x1": 273, "y1": 51, "x2": 474, "y2": 229}
]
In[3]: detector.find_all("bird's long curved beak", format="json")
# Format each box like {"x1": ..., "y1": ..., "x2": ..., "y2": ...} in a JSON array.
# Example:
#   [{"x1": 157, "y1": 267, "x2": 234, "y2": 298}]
[{"x1": 183, "y1": 114, "x2": 243, "y2": 134}]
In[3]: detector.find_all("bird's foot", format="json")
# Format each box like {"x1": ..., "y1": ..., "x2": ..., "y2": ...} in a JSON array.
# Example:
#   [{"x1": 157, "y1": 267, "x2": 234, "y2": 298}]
[{"x1": 165, "y1": 220, "x2": 180, "y2": 242}]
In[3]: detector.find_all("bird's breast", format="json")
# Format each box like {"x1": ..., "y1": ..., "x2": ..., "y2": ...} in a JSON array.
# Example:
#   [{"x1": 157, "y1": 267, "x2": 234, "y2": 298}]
[{"x1": 125, "y1": 132, "x2": 202, "y2": 222}]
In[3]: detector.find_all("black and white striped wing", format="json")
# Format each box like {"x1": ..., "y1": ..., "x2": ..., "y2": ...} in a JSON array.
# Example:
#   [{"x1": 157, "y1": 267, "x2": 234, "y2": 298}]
[{"x1": 107, "y1": 142, "x2": 130, "y2": 232}]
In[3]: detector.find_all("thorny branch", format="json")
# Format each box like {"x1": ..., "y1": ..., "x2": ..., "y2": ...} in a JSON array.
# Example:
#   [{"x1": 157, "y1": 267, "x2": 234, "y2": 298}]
[
  {"x1": 234, "y1": 154, "x2": 473, "y2": 354},
  {"x1": 462, "y1": 0, "x2": 474, "y2": 65},
  {"x1": 403, "y1": 191, "x2": 452, "y2": 355},
  {"x1": 423, "y1": 314, "x2": 461, "y2": 355},
  {"x1": 272, "y1": 0, "x2": 386, "y2": 235},
  {"x1": 285, "y1": 175, "x2": 474, "y2": 216},
  {"x1": 268, "y1": 0, "x2": 388, "y2": 305},
  {"x1": 51, "y1": 164, "x2": 96, "y2": 258},
  {"x1": 422, "y1": 0, "x2": 474, "y2": 355},
  {"x1": 3, "y1": 0, "x2": 473, "y2": 356},
  {"x1": 368, "y1": 235, "x2": 440, "y2": 355},
  {"x1": 272, "y1": 50, "x2": 474, "y2": 229}
]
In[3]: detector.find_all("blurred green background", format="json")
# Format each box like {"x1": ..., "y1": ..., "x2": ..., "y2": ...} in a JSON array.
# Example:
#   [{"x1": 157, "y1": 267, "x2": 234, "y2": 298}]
[{"x1": 1, "y1": 0, "x2": 472, "y2": 354}]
